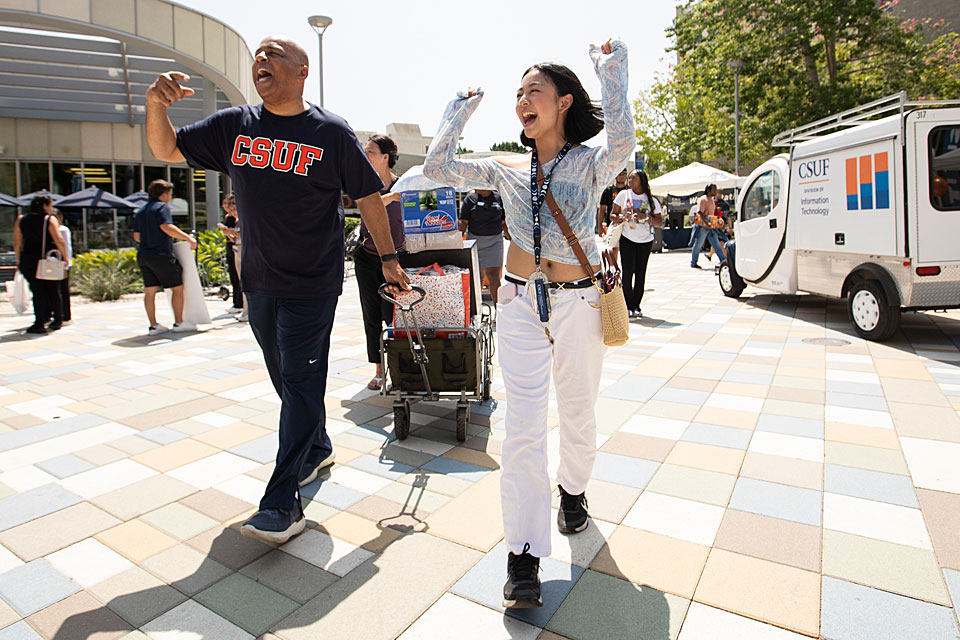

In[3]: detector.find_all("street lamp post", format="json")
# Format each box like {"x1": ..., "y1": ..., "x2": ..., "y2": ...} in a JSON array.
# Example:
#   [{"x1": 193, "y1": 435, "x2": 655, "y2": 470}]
[
  {"x1": 307, "y1": 15, "x2": 333, "y2": 108},
  {"x1": 727, "y1": 58, "x2": 744, "y2": 176}
]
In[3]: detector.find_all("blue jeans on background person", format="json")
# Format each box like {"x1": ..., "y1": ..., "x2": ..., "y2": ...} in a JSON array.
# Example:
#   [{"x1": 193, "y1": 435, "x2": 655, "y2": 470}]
[
  {"x1": 246, "y1": 293, "x2": 338, "y2": 512},
  {"x1": 690, "y1": 226, "x2": 726, "y2": 266}
]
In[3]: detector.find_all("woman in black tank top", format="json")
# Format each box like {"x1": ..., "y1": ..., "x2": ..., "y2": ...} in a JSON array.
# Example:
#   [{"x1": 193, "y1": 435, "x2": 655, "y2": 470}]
[{"x1": 13, "y1": 195, "x2": 68, "y2": 334}]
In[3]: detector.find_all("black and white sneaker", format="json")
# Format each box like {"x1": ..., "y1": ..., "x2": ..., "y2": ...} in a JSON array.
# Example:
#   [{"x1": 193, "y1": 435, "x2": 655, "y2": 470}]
[
  {"x1": 557, "y1": 485, "x2": 589, "y2": 534},
  {"x1": 503, "y1": 543, "x2": 542, "y2": 608},
  {"x1": 240, "y1": 502, "x2": 305, "y2": 544}
]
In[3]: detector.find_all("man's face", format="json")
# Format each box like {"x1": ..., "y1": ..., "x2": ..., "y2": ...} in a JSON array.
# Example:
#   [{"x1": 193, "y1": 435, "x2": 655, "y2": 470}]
[
  {"x1": 615, "y1": 170, "x2": 627, "y2": 185},
  {"x1": 253, "y1": 37, "x2": 308, "y2": 103},
  {"x1": 159, "y1": 190, "x2": 173, "y2": 204}
]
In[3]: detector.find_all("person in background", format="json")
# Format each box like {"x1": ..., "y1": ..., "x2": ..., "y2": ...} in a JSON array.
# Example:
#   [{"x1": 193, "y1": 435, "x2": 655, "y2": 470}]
[
  {"x1": 610, "y1": 169, "x2": 662, "y2": 318},
  {"x1": 133, "y1": 179, "x2": 197, "y2": 335},
  {"x1": 217, "y1": 196, "x2": 247, "y2": 322},
  {"x1": 690, "y1": 183, "x2": 726, "y2": 269},
  {"x1": 53, "y1": 209, "x2": 72, "y2": 323},
  {"x1": 598, "y1": 167, "x2": 627, "y2": 263},
  {"x1": 220, "y1": 193, "x2": 243, "y2": 314},
  {"x1": 357, "y1": 134, "x2": 405, "y2": 391},
  {"x1": 460, "y1": 188, "x2": 510, "y2": 303},
  {"x1": 12, "y1": 195, "x2": 68, "y2": 334}
]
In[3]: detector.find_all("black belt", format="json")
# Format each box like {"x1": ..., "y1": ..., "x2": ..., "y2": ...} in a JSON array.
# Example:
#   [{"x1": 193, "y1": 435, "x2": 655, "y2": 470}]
[{"x1": 505, "y1": 273, "x2": 597, "y2": 290}]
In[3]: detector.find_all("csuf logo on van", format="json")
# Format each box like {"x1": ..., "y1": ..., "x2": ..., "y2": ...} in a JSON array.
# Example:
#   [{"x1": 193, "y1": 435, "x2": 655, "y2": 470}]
[{"x1": 845, "y1": 152, "x2": 889, "y2": 210}]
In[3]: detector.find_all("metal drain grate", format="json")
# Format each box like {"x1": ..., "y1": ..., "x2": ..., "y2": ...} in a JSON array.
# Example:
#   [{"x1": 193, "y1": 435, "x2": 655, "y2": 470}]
[{"x1": 802, "y1": 338, "x2": 852, "y2": 346}]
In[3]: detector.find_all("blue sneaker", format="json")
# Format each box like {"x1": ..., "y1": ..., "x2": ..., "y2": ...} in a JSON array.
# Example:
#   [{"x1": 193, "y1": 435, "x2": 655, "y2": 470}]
[
  {"x1": 298, "y1": 449, "x2": 336, "y2": 487},
  {"x1": 240, "y1": 503, "x2": 305, "y2": 544}
]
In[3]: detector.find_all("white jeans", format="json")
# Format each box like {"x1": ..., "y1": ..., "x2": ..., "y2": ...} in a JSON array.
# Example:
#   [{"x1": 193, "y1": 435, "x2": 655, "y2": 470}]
[{"x1": 497, "y1": 276, "x2": 606, "y2": 557}]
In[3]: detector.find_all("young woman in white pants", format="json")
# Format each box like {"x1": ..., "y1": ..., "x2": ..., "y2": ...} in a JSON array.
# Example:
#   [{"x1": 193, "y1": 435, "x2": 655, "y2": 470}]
[{"x1": 424, "y1": 37, "x2": 632, "y2": 609}]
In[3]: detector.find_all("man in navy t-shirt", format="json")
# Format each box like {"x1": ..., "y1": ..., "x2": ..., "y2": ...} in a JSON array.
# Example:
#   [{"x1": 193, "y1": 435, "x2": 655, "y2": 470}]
[{"x1": 145, "y1": 34, "x2": 410, "y2": 544}]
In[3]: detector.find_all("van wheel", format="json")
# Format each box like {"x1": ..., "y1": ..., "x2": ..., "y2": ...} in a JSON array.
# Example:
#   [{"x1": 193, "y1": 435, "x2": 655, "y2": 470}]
[
  {"x1": 718, "y1": 260, "x2": 745, "y2": 298},
  {"x1": 848, "y1": 280, "x2": 900, "y2": 341}
]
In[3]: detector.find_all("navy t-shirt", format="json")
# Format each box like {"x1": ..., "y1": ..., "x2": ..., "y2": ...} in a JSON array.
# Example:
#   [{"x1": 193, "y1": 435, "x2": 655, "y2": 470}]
[
  {"x1": 176, "y1": 104, "x2": 383, "y2": 298},
  {"x1": 460, "y1": 191, "x2": 505, "y2": 236},
  {"x1": 133, "y1": 200, "x2": 174, "y2": 257}
]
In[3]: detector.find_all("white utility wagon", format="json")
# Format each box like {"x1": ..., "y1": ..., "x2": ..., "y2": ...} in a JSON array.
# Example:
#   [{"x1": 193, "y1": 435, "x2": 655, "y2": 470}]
[{"x1": 718, "y1": 93, "x2": 960, "y2": 340}]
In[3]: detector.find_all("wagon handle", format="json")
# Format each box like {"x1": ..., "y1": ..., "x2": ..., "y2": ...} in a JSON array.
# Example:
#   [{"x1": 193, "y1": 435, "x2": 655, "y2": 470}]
[{"x1": 378, "y1": 284, "x2": 426, "y2": 311}]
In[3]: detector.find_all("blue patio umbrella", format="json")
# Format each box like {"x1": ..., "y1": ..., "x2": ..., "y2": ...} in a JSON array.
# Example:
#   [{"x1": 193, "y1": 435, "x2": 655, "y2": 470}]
[
  {"x1": 126, "y1": 191, "x2": 149, "y2": 207},
  {"x1": 55, "y1": 187, "x2": 137, "y2": 209},
  {"x1": 0, "y1": 192, "x2": 21, "y2": 207},
  {"x1": 17, "y1": 190, "x2": 63, "y2": 205}
]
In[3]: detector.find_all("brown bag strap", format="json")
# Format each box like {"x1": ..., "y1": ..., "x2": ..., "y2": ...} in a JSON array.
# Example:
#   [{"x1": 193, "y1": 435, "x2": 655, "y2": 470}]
[
  {"x1": 537, "y1": 164, "x2": 596, "y2": 282},
  {"x1": 537, "y1": 164, "x2": 617, "y2": 283}
]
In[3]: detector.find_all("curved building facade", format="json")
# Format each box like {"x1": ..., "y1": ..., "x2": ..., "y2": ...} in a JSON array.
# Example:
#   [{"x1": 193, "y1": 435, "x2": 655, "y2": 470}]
[{"x1": 0, "y1": 0, "x2": 256, "y2": 253}]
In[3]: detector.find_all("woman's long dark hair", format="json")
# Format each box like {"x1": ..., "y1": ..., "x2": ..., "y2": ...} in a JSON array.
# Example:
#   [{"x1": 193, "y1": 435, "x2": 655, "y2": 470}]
[
  {"x1": 29, "y1": 195, "x2": 52, "y2": 214},
  {"x1": 369, "y1": 134, "x2": 399, "y2": 168},
  {"x1": 519, "y1": 63, "x2": 604, "y2": 148}
]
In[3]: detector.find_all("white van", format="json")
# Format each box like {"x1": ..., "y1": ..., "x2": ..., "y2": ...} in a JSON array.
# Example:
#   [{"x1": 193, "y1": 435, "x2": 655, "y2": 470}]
[{"x1": 718, "y1": 93, "x2": 960, "y2": 340}]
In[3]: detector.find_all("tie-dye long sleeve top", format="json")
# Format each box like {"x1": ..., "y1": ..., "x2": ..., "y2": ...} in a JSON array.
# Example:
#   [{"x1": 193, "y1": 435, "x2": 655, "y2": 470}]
[{"x1": 423, "y1": 40, "x2": 633, "y2": 267}]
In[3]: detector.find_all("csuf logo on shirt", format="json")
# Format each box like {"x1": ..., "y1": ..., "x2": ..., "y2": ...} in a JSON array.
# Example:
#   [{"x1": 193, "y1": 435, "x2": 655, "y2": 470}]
[{"x1": 230, "y1": 135, "x2": 324, "y2": 176}]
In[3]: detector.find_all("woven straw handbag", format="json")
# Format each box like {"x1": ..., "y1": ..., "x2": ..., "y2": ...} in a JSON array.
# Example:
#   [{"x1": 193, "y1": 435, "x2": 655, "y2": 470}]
[
  {"x1": 540, "y1": 171, "x2": 630, "y2": 348},
  {"x1": 597, "y1": 251, "x2": 629, "y2": 347}
]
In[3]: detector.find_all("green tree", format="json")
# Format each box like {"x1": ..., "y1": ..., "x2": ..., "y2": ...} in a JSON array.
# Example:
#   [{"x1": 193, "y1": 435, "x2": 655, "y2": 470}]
[
  {"x1": 635, "y1": 0, "x2": 960, "y2": 173},
  {"x1": 490, "y1": 140, "x2": 526, "y2": 153},
  {"x1": 456, "y1": 145, "x2": 474, "y2": 154}
]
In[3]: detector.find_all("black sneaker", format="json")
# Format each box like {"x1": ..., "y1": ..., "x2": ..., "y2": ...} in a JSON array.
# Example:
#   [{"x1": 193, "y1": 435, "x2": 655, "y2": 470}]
[
  {"x1": 240, "y1": 502, "x2": 305, "y2": 544},
  {"x1": 557, "y1": 485, "x2": 589, "y2": 534},
  {"x1": 503, "y1": 543, "x2": 542, "y2": 608},
  {"x1": 690, "y1": 264, "x2": 703, "y2": 269},
  {"x1": 25, "y1": 324, "x2": 46, "y2": 334}
]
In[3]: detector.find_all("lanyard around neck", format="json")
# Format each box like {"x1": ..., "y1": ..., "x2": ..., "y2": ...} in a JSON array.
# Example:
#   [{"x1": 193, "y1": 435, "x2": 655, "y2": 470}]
[{"x1": 529, "y1": 142, "x2": 573, "y2": 268}]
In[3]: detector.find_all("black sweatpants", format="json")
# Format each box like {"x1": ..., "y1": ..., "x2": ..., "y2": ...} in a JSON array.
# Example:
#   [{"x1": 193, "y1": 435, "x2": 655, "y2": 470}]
[
  {"x1": 20, "y1": 264, "x2": 62, "y2": 328},
  {"x1": 355, "y1": 250, "x2": 393, "y2": 364},
  {"x1": 225, "y1": 244, "x2": 243, "y2": 309},
  {"x1": 60, "y1": 271, "x2": 71, "y2": 321},
  {"x1": 620, "y1": 237, "x2": 653, "y2": 312}
]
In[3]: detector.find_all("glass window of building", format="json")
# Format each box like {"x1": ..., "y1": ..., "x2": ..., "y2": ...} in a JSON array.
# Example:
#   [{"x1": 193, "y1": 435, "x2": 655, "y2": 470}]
[
  {"x1": 52, "y1": 163, "x2": 82, "y2": 195},
  {"x1": 0, "y1": 163, "x2": 15, "y2": 195},
  {"x1": 143, "y1": 165, "x2": 167, "y2": 191},
  {"x1": 19, "y1": 162, "x2": 50, "y2": 195},
  {"x1": 170, "y1": 167, "x2": 191, "y2": 227},
  {"x1": 115, "y1": 165, "x2": 139, "y2": 197},
  {"x1": 194, "y1": 169, "x2": 207, "y2": 230},
  {"x1": 83, "y1": 164, "x2": 114, "y2": 191}
]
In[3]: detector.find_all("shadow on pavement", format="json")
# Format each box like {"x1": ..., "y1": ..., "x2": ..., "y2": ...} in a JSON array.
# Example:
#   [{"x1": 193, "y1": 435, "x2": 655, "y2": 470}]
[{"x1": 744, "y1": 292, "x2": 960, "y2": 366}]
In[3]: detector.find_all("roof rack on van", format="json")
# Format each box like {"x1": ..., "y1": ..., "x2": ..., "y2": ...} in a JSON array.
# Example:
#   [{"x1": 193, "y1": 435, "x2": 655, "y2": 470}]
[{"x1": 772, "y1": 92, "x2": 960, "y2": 147}]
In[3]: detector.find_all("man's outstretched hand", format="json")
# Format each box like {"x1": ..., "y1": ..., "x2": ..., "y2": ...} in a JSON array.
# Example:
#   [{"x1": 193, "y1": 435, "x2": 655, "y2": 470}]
[{"x1": 146, "y1": 72, "x2": 195, "y2": 107}]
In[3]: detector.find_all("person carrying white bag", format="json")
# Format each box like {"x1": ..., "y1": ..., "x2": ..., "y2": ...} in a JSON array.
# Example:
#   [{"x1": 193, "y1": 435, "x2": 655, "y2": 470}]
[{"x1": 13, "y1": 195, "x2": 68, "y2": 334}]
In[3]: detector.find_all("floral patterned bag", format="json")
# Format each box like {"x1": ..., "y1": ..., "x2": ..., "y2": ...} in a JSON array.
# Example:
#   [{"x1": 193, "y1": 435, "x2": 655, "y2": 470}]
[{"x1": 393, "y1": 263, "x2": 470, "y2": 337}]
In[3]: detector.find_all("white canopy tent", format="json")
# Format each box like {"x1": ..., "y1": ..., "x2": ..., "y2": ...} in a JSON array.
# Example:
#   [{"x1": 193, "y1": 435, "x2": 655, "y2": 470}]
[{"x1": 648, "y1": 162, "x2": 747, "y2": 197}]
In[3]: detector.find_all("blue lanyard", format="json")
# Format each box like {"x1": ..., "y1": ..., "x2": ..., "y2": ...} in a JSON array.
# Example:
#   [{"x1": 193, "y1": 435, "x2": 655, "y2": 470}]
[{"x1": 529, "y1": 142, "x2": 573, "y2": 267}]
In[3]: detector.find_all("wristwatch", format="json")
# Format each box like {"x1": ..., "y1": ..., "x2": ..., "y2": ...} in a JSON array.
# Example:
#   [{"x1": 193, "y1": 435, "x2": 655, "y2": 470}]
[{"x1": 379, "y1": 252, "x2": 398, "y2": 264}]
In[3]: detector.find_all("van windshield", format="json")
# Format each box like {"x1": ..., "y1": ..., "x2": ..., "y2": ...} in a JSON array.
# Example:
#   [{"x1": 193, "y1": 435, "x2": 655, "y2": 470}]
[{"x1": 930, "y1": 126, "x2": 960, "y2": 211}]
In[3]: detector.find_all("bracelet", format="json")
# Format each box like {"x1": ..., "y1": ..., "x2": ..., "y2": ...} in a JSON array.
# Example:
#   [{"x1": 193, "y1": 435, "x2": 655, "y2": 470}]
[{"x1": 379, "y1": 252, "x2": 398, "y2": 264}]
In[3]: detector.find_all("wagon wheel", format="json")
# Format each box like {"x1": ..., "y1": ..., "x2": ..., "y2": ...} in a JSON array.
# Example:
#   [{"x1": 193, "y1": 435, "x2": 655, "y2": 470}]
[
  {"x1": 456, "y1": 404, "x2": 469, "y2": 443},
  {"x1": 393, "y1": 400, "x2": 410, "y2": 440}
]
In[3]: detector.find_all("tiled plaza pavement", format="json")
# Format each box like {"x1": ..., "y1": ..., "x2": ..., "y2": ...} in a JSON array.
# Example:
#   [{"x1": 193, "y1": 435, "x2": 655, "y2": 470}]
[{"x1": 1, "y1": 249, "x2": 960, "y2": 639}]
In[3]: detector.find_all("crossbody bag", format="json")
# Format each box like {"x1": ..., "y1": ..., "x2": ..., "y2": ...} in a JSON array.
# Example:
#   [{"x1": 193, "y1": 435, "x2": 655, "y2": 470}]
[{"x1": 537, "y1": 165, "x2": 630, "y2": 347}]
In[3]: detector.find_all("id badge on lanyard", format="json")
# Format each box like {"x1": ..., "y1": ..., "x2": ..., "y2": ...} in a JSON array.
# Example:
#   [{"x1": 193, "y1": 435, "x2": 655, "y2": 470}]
[
  {"x1": 529, "y1": 143, "x2": 572, "y2": 325},
  {"x1": 528, "y1": 270, "x2": 551, "y2": 322}
]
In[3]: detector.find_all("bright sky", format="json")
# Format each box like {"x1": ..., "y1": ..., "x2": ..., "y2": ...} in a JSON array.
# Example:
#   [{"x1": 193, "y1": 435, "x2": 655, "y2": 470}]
[{"x1": 179, "y1": 0, "x2": 682, "y2": 152}]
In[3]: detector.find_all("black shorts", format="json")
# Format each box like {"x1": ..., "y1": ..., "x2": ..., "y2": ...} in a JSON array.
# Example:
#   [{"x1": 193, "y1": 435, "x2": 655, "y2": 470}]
[{"x1": 138, "y1": 254, "x2": 182, "y2": 289}]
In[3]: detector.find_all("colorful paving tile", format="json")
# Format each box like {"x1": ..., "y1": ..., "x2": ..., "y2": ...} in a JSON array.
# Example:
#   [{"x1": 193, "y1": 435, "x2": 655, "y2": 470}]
[{"x1": 1, "y1": 251, "x2": 959, "y2": 638}]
